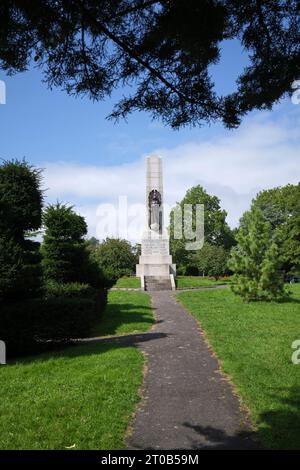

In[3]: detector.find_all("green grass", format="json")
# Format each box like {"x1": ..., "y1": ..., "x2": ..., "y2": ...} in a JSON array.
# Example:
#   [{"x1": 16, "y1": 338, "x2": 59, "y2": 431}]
[
  {"x1": 0, "y1": 343, "x2": 144, "y2": 449},
  {"x1": 0, "y1": 290, "x2": 154, "y2": 450},
  {"x1": 176, "y1": 275, "x2": 231, "y2": 289},
  {"x1": 114, "y1": 277, "x2": 141, "y2": 288},
  {"x1": 177, "y1": 285, "x2": 300, "y2": 449},
  {"x1": 91, "y1": 290, "x2": 153, "y2": 337}
]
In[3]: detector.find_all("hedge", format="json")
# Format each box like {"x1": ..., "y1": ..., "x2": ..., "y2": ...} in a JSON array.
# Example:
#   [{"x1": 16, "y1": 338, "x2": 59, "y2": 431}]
[{"x1": 0, "y1": 285, "x2": 107, "y2": 357}]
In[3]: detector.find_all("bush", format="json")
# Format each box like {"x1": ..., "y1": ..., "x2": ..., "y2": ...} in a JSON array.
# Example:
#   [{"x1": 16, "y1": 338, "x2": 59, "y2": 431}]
[
  {"x1": 176, "y1": 265, "x2": 187, "y2": 276},
  {"x1": 44, "y1": 280, "x2": 101, "y2": 299},
  {"x1": 35, "y1": 296, "x2": 104, "y2": 341},
  {"x1": 0, "y1": 237, "x2": 42, "y2": 300},
  {"x1": 185, "y1": 265, "x2": 199, "y2": 276},
  {"x1": 1, "y1": 285, "x2": 107, "y2": 357}
]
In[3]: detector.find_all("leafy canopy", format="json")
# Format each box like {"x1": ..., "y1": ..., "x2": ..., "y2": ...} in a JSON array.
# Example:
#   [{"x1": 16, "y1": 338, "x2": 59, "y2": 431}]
[
  {"x1": 169, "y1": 185, "x2": 234, "y2": 269},
  {"x1": 93, "y1": 237, "x2": 137, "y2": 282},
  {"x1": 1, "y1": 1, "x2": 299, "y2": 128},
  {"x1": 250, "y1": 183, "x2": 300, "y2": 275}
]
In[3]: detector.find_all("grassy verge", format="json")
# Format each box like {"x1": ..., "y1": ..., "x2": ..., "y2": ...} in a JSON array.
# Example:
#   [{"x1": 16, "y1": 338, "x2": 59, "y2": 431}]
[
  {"x1": 177, "y1": 285, "x2": 300, "y2": 450},
  {"x1": 176, "y1": 276, "x2": 231, "y2": 289},
  {"x1": 0, "y1": 343, "x2": 144, "y2": 449},
  {"x1": 0, "y1": 290, "x2": 154, "y2": 450},
  {"x1": 91, "y1": 290, "x2": 153, "y2": 337},
  {"x1": 114, "y1": 277, "x2": 141, "y2": 288}
]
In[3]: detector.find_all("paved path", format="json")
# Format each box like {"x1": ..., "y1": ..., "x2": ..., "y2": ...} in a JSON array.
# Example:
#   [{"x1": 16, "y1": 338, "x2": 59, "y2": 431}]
[{"x1": 127, "y1": 291, "x2": 258, "y2": 450}]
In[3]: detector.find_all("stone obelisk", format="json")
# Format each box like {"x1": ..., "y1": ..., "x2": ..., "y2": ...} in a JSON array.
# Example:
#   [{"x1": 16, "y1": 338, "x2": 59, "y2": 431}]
[{"x1": 136, "y1": 155, "x2": 176, "y2": 285}]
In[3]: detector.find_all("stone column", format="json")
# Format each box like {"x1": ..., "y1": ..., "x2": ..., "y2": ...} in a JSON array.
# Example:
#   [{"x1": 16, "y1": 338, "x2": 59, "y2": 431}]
[{"x1": 136, "y1": 155, "x2": 176, "y2": 278}]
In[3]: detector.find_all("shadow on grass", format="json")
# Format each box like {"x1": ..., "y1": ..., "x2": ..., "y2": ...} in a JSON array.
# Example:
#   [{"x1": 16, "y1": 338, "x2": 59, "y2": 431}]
[
  {"x1": 9, "y1": 331, "x2": 168, "y2": 366},
  {"x1": 91, "y1": 302, "x2": 154, "y2": 337},
  {"x1": 257, "y1": 385, "x2": 300, "y2": 449}
]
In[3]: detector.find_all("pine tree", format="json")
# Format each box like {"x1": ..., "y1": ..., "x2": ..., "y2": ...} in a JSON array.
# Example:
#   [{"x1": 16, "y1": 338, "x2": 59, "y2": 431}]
[
  {"x1": 228, "y1": 208, "x2": 287, "y2": 302},
  {"x1": 0, "y1": 160, "x2": 43, "y2": 299},
  {"x1": 41, "y1": 203, "x2": 103, "y2": 287},
  {"x1": 259, "y1": 241, "x2": 286, "y2": 301}
]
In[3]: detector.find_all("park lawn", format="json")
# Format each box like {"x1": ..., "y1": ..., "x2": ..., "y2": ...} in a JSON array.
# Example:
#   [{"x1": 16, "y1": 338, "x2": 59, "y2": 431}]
[
  {"x1": 90, "y1": 290, "x2": 153, "y2": 337},
  {"x1": 176, "y1": 275, "x2": 231, "y2": 289},
  {"x1": 114, "y1": 277, "x2": 141, "y2": 288},
  {"x1": 177, "y1": 285, "x2": 300, "y2": 450},
  {"x1": 0, "y1": 343, "x2": 144, "y2": 449}
]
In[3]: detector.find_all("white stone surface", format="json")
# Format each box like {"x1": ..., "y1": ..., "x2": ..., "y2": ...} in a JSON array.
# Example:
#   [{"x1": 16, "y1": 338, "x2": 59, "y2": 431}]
[{"x1": 136, "y1": 155, "x2": 176, "y2": 279}]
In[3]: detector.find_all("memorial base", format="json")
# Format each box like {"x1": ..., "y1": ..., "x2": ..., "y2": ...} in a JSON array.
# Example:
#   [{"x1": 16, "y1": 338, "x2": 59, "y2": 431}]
[{"x1": 136, "y1": 230, "x2": 176, "y2": 278}]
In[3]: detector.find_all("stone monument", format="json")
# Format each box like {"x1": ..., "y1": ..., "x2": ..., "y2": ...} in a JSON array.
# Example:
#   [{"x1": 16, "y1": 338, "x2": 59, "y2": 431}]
[{"x1": 136, "y1": 155, "x2": 176, "y2": 289}]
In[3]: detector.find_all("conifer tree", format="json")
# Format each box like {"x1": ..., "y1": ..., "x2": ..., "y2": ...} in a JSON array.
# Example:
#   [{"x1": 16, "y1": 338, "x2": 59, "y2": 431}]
[{"x1": 228, "y1": 208, "x2": 287, "y2": 302}]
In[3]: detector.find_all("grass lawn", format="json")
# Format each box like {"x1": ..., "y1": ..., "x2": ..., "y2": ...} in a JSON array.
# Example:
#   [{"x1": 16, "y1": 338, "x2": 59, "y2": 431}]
[
  {"x1": 0, "y1": 343, "x2": 144, "y2": 449},
  {"x1": 114, "y1": 277, "x2": 141, "y2": 288},
  {"x1": 176, "y1": 275, "x2": 231, "y2": 289},
  {"x1": 0, "y1": 290, "x2": 154, "y2": 450},
  {"x1": 178, "y1": 285, "x2": 300, "y2": 450},
  {"x1": 91, "y1": 290, "x2": 153, "y2": 337}
]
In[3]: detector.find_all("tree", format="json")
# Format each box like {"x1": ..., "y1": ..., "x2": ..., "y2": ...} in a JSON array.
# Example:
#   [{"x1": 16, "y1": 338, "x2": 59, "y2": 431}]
[
  {"x1": 93, "y1": 238, "x2": 137, "y2": 282},
  {"x1": 228, "y1": 208, "x2": 286, "y2": 301},
  {"x1": 41, "y1": 203, "x2": 102, "y2": 286},
  {"x1": 85, "y1": 237, "x2": 100, "y2": 252},
  {"x1": 0, "y1": 235, "x2": 24, "y2": 299},
  {"x1": 169, "y1": 185, "x2": 234, "y2": 270},
  {"x1": 0, "y1": 159, "x2": 43, "y2": 298},
  {"x1": 0, "y1": 1, "x2": 299, "y2": 129},
  {"x1": 251, "y1": 184, "x2": 300, "y2": 276},
  {"x1": 0, "y1": 159, "x2": 43, "y2": 240},
  {"x1": 190, "y1": 243, "x2": 230, "y2": 279}
]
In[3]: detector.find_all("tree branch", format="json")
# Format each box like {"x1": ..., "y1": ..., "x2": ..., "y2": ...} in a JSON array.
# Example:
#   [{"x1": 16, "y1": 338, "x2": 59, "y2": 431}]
[
  {"x1": 83, "y1": 6, "x2": 218, "y2": 112},
  {"x1": 256, "y1": 0, "x2": 271, "y2": 57},
  {"x1": 108, "y1": 0, "x2": 162, "y2": 20}
]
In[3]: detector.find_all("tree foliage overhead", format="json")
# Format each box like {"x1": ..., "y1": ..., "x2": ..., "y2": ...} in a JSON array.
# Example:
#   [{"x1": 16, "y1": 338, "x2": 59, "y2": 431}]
[{"x1": 1, "y1": 0, "x2": 299, "y2": 129}]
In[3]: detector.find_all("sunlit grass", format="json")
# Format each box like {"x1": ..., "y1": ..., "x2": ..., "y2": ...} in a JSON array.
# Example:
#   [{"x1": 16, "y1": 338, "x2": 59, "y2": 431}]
[
  {"x1": 176, "y1": 276, "x2": 231, "y2": 289},
  {"x1": 178, "y1": 285, "x2": 300, "y2": 449},
  {"x1": 114, "y1": 277, "x2": 141, "y2": 288},
  {"x1": 0, "y1": 343, "x2": 144, "y2": 449},
  {"x1": 91, "y1": 290, "x2": 153, "y2": 337}
]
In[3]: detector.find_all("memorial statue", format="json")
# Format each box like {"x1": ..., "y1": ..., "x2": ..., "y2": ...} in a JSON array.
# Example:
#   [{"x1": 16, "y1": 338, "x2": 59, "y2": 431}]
[
  {"x1": 136, "y1": 155, "x2": 176, "y2": 279},
  {"x1": 148, "y1": 189, "x2": 162, "y2": 232}
]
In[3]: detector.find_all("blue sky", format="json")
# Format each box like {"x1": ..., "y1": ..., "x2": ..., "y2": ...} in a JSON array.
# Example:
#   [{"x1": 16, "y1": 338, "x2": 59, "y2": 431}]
[
  {"x1": 0, "y1": 40, "x2": 299, "y2": 239},
  {"x1": 0, "y1": 40, "x2": 247, "y2": 166}
]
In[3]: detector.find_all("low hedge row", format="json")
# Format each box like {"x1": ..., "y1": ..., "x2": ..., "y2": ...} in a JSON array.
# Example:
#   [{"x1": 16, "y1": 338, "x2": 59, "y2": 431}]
[
  {"x1": 44, "y1": 280, "x2": 103, "y2": 299},
  {"x1": 1, "y1": 283, "x2": 107, "y2": 358}
]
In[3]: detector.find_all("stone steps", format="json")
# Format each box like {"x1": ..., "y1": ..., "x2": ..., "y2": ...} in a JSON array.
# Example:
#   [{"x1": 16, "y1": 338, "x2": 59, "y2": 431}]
[{"x1": 144, "y1": 276, "x2": 172, "y2": 291}]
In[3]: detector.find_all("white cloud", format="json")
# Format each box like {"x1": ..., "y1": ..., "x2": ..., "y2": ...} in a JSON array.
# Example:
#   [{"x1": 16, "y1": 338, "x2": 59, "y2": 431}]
[{"x1": 43, "y1": 110, "x2": 300, "y2": 239}]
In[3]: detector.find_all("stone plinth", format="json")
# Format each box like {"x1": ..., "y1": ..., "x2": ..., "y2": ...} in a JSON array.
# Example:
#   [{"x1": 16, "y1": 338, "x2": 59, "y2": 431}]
[{"x1": 136, "y1": 230, "x2": 176, "y2": 277}]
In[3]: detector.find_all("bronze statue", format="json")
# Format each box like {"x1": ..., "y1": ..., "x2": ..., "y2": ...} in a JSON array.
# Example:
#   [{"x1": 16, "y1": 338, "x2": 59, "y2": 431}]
[{"x1": 148, "y1": 189, "x2": 162, "y2": 232}]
